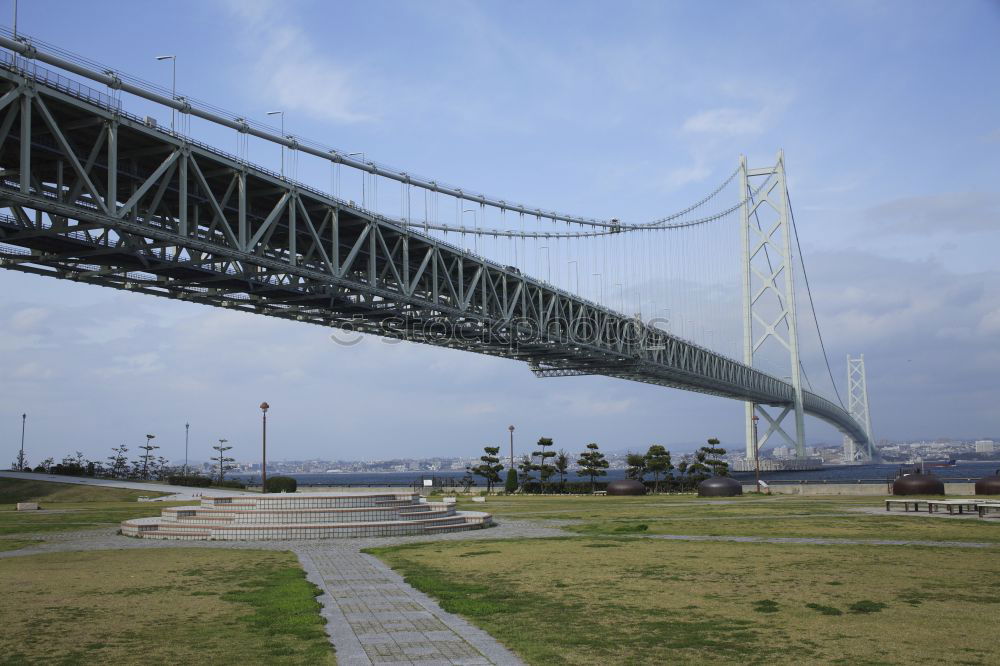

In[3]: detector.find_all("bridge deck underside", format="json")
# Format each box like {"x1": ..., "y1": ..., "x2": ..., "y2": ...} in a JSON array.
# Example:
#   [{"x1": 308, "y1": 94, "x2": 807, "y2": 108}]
[{"x1": 0, "y1": 61, "x2": 868, "y2": 445}]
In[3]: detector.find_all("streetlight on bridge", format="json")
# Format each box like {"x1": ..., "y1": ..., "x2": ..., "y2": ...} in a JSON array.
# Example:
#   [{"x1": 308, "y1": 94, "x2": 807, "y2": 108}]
[
  {"x1": 266, "y1": 110, "x2": 285, "y2": 177},
  {"x1": 348, "y1": 152, "x2": 365, "y2": 207},
  {"x1": 154, "y1": 55, "x2": 176, "y2": 132}
]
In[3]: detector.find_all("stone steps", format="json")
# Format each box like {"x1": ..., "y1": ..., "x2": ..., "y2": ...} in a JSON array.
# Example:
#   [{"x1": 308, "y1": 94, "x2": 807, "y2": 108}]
[
  {"x1": 121, "y1": 493, "x2": 492, "y2": 541},
  {"x1": 159, "y1": 503, "x2": 451, "y2": 525}
]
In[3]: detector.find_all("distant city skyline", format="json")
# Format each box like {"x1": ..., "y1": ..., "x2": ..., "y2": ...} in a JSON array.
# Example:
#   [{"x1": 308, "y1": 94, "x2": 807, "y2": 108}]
[{"x1": 2, "y1": 1, "x2": 999, "y2": 465}]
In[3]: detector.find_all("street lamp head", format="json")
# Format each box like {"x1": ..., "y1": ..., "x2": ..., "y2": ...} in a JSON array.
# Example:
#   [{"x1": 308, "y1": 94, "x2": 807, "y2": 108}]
[
  {"x1": 508, "y1": 425, "x2": 515, "y2": 432},
  {"x1": 260, "y1": 402, "x2": 270, "y2": 412},
  {"x1": 146, "y1": 434, "x2": 156, "y2": 440},
  {"x1": 266, "y1": 110, "x2": 282, "y2": 116},
  {"x1": 155, "y1": 55, "x2": 175, "y2": 61}
]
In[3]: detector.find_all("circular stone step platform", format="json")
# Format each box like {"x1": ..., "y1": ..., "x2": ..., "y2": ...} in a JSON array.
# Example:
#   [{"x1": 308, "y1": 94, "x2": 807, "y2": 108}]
[{"x1": 121, "y1": 492, "x2": 492, "y2": 540}]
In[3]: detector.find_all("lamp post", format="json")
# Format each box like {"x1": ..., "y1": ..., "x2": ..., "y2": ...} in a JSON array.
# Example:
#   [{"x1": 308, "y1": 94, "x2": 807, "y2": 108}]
[
  {"x1": 259, "y1": 402, "x2": 269, "y2": 492},
  {"x1": 507, "y1": 425, "x2": 515, "y2": 470},
  {"x1": 463, "y1": 208, "x2": 478, "y2": 251},
  {"x1": 18, "y1": 413, "x2": 26, "y2": 471},
  {"x1": 539, "y1": 246, "x2": 551, "y2": 283},
  {"x1": 155, "y1": 55, "x2": 176, "y2": 132},
  {"x1": 184, "y1": 422, "x2": 190, "y2": 476},
  {"x1": 348, "y1": 153, "x2": 365, "y2": 207},
  {"x1": 267, "y1": 111, "x2": 284, "y2": 177},
  {"x1": 751, "y1": 409, "x2": 761, "y2": 493}
]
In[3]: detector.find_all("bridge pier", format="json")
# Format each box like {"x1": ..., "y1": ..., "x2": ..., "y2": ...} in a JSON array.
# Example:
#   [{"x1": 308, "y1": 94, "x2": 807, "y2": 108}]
[{"x1": 740, "y1": 152, "x2": 806, "y2": 458}]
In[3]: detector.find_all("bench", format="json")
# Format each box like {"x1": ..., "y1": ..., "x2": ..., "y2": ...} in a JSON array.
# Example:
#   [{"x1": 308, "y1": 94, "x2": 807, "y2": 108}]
[
  {"x1": 884, "y1": 499, "x2": 928, "y2": 512},
  {"x1": 978, "y1": 502, "x2": 1000, "y2": 519},
  {"x1": 927, "y1": 499, "x2": 979, "y2": 515}
]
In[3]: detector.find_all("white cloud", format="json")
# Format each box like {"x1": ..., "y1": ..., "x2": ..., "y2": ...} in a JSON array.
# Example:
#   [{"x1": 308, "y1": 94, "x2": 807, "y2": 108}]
[
  {"x1": 9, "y1": 307, "x2": 50, "y2": 332},
  {"x1": 665, "y1": 161, "x2": 711, "y2": 189},
  {"x1": 224, "y1": 0, "x2": 372, "y2": 124},
  {"x1": 682, "y1": 108, "x2": 767, "y2": 136},
  {"x1": 865, "y1": 192, "x2": 1000, "y2": 235}
]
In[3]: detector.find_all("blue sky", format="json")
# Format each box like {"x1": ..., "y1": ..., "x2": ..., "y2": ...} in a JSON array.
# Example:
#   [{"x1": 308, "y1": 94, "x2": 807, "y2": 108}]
[{"x1": 2, "y1": 0, "x2": 998, "y2": 465}]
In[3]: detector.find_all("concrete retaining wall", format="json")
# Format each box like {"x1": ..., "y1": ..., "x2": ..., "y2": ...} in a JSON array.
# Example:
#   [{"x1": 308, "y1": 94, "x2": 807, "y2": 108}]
[{"x1": 742, "y1": 482, "x2": 977, "y2": 496}]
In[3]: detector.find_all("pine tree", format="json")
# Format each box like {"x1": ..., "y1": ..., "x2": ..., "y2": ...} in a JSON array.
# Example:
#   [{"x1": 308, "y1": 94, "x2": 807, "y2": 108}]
[
  {"x1": 460, "y1": 467, "x2": 476, "y2": 492},
  {"x1": 139, "y1": 436, "x2": 159, "y2": 480},
  {"x1": 645, "y1": 445, "x2": 673, "y2": 493},
  {"x1": 700, "y1": 438, "x2": 729, "y2": 476},
  {"x1": 554, "y1": 450, "x2": 570, "y2": 492},
  {"x1": 471, "y1": 445, "x2": 504, "y2": 492},
  {"x1": 517, "y1": 454, "x2": 536, "y2": 492},
  {"x1": 686, "y1": 450, "x2": 711, "y2": 482},
  {"x1": 211, "y1": 440, "x2": 235, "y2": 483},
  {"x1": 107, "y1": 444, "x2": 129, "y2": 479},
  {"x1": 625, "y1": 453, "x2": 647, "y2": 481},
  {"x1": 533, "y1": 437, "x2": 556, "y2": 493},
  {"x1": 576, "y1": 442, "x2": 609, "y2": 493}
]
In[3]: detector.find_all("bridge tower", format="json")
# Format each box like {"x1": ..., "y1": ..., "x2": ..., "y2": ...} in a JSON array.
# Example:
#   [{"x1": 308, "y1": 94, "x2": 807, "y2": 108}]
[
  {"x1": 843, "y1": 354, "x2": 875, "y2": 460},
  {"x1": 740, "y1": 150, "x2": 808, "y2": 459}
]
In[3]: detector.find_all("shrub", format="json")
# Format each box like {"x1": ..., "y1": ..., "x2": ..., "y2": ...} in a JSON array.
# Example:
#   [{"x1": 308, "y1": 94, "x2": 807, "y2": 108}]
[
  {"x1": 504, "y1": 468, "x2": 518, "y2": 493},
  {"x1": 167, "y1": 475, "x2": 212, "y2": 487},
  {"x1": 214, "y1": 479, "x2": 247, "y2": 490},
  {"x1": 264, "y1": 476, "x2": 297, "y2": 493}
]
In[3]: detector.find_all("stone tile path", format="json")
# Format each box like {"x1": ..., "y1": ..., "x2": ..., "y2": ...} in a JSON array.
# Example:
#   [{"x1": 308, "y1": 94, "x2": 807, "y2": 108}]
[{"x1": 300, "y1": 547, "x2": 522, "y2": 665}]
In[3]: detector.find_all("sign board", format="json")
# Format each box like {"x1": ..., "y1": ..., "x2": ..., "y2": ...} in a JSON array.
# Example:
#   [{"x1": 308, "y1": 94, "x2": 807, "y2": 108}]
[{"x1": 423, "y1": 479, "x2": 433, "y2": 487}]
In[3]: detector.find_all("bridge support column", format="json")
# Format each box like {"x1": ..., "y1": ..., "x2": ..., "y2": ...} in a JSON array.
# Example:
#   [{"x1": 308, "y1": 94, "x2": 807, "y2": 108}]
[
  {"x1": 843, "y1": 354, "x2": 875, "y2": 460},
  {"x1": 740, "y1": 151, "x2": 807, "y2": 458}
]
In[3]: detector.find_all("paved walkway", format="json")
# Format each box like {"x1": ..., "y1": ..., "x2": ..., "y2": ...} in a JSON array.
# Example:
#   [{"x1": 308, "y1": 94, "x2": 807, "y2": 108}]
[
  {"x1": 647, "y1": 533, "x2": 999, "y2": 548},
  {"x1": 301, "y1": 546, "x2": 521, "y2": 665},
  {"x1": 0, "y1": 470, "x2": 254, "y2": 500}
]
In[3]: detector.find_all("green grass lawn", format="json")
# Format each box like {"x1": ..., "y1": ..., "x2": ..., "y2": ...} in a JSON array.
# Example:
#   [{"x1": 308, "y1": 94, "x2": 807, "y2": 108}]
[
  {"x1": 369, "y1": 536, "x2": 1000, "y2": 665},
  {"x1": 459, "y1": 494, "x2": 1000, "y2": 543},
  {"x1": 366, "y1": 494, "x2": 1000, "y2": 664},
  {"x1": 0, "y1": 548, "x2": 334, "y2": 664},
  {"x1": 0, "y1": 477, "x2": 183, "y2": 537}
]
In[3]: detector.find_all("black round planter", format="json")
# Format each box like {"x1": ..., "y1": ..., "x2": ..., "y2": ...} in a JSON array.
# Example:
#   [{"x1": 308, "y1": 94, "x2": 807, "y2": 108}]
[
  {"x1": 892, "y1": 472, "x2": 945, "y2": 496},
  {"x1": 697, "y1": 476, "x2": 742, "y2": 497},
  {"x1": 975, "y1": 471, "x2": 1000, "y2": 496},
  {"x1": 606, "y1": 479, "x2": 647, "y2": 496}
]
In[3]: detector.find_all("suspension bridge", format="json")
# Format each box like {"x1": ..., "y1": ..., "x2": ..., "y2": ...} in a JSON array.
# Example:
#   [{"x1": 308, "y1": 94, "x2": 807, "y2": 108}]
[{"x1": 0, "y1": 32, "x2": 875, "y2": 460}]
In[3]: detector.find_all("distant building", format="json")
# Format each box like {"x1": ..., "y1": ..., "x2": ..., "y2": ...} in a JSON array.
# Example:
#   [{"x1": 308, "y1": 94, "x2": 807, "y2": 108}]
[{"x1": 976, "y1": 440, "x2": 995, "y2": 453}]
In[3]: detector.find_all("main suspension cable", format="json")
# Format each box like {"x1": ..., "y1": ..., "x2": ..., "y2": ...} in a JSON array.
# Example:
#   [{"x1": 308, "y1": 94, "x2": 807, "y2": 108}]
[{"x1": 787, "y1": 190, "x2": 846, "y2": 410}]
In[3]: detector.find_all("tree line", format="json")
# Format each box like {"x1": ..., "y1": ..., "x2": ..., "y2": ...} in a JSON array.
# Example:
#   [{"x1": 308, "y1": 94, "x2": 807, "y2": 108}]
[
  {"x1": 8, "y1": 440, "x2": 246, "y2": 488},
  {"x1": 468, "y1": 437, "x2": 729, "y2": 494}
]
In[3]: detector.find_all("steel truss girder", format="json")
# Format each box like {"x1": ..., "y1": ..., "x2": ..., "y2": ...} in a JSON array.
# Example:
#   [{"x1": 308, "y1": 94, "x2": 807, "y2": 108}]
[{"x1": 0, "y1": 62, "x2": 870, "y2": 444}]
